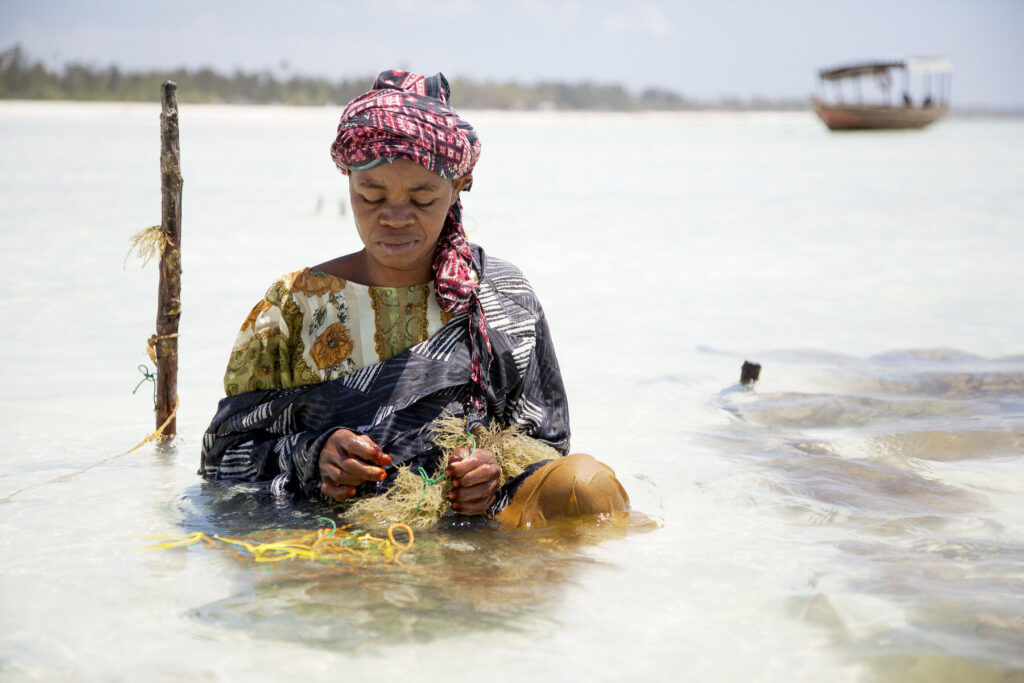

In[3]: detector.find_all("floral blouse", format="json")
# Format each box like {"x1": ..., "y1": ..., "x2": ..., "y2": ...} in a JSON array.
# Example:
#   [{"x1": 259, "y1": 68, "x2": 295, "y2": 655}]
[{"x1": 224, "y1": 267, "x2": 455, "y2": 396}]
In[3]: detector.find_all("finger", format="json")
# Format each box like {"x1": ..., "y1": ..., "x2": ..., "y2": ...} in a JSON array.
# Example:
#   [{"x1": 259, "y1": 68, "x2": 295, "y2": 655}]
[
  {"x1": 320, "y1": 480, "x2": 357, "y2": 502},
  {"x1": 338, "y1": 456, "x2": 387, "y2": 484},
  {"x1": 319, "y1": 459, "x2": 343, "y2": 485},
  {"x1": 446, "y1": 447, "x2": 469, "y2": 471},
  {"x1": 364, "y1": 444, "x2": 391, "y2": 467},
  {"x1": 321, "y1": 456, "x2": 380, "y2": 486},
  {"x1": 334, "y1": 430, "x2": 391, "y2": 466},
  {"x1": 451, "y1": 500, "x2": 488, "y2": 515},
  {"x1": 451, "y1": 462, "x2": 501, "y2": 489},
  {"x1": 446, "y1": 448, "x2": 495, "y2": 478},
  {"x1": 319, "y1": 438, "x2": 345, "y2": 467},
  {"x1": 451, "y1": 489, "x2": 496, "y2": 515},
  {"x1": 450, "y1": 478, "x2": 498, "y2": 504}
]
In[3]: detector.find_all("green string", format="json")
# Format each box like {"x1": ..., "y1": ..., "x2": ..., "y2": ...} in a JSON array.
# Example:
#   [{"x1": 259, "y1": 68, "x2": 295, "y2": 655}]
[
  {"x1": 460, "y1": 431, "x2": 477, "y2": 456},
  {"x1": 412, "y1": 431, "x2": 477, "y2": 516},
  {"x1": 413, "y1": 466, "x2": 447, "y2": 516},
  {"x1": 317, "y1": 516, "x2": 337, "y2": 536},
  {"x1": 132, "y1": 364, "x2": 157, "y2": 409}
]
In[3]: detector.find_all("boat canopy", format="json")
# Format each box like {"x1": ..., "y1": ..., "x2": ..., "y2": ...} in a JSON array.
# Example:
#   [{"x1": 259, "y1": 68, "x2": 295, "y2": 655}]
[{"x1": 819, "y1": 58, "x2": 952, "y2": 81}]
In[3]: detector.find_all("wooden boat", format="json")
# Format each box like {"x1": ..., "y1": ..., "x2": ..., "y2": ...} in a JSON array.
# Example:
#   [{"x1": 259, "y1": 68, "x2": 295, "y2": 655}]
[
  {"x1": 811, "y1": 58, "x2": 952, "y2": 131},
  {"x1": 810, "y1": 99, "x2": 948, "y2": 130}
]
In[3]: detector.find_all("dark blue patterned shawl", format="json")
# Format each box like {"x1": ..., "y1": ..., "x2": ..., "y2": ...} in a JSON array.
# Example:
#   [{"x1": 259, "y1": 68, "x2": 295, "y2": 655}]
[{"x1": 199, "y1": 246, "x2": 569, "y2": 503}]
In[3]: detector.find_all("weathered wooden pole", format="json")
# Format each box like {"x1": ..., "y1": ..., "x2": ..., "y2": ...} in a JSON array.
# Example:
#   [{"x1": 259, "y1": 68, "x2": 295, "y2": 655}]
[{"x1": 155, "y1": 81, "x2": 183, "y2": 437}]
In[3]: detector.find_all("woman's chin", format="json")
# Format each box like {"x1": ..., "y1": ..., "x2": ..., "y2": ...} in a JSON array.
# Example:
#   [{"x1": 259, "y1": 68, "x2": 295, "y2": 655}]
[{"x1": 366, "y1": 245, "x2": 432, "y2": 284}]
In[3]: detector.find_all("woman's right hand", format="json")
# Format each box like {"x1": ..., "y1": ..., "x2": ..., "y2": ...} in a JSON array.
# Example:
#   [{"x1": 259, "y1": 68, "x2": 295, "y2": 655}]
[{"x1": 318, "y1": 429, "x2": 391, "y2": 501}]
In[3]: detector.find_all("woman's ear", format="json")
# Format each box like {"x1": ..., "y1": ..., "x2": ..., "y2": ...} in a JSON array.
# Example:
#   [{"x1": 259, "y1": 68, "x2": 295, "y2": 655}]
[{"x1": 451, "y1": 174, "x2": 473, "y2": 203}]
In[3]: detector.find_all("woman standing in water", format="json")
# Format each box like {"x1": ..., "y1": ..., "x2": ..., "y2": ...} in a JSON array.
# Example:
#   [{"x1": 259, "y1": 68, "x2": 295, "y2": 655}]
[{"x1": 200, "y1": 70, "x2": 628, "y2": 528}]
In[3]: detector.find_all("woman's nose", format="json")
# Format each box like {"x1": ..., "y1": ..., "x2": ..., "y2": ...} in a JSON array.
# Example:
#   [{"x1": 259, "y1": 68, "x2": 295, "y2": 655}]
[{"x1": 379, "y1": 202, "x2": 414, "y2": 227}]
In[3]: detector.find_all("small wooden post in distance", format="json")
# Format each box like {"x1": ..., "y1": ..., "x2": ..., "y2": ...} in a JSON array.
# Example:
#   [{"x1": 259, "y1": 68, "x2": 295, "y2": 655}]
[
  {"x1": 156, "y1": 81, "x2": 183, "y2": 437},
  {"x1": 740, "y1": 361, "x2": 761, "y2": 386}
]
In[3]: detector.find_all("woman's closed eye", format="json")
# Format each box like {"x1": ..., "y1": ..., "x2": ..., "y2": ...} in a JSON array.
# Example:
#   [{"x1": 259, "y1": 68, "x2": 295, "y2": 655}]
[{"x1": 359, "y1": 194, "x2": 436, "y2": 208}]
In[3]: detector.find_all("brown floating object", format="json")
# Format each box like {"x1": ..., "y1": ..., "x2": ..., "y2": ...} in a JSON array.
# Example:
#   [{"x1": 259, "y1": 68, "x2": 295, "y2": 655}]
[
  {"x1": 740, "y1": 361, "x2": 761, "y2": 385},
  {"x1": 156, "y1": 81, "x2": 183, "y2": 438}
]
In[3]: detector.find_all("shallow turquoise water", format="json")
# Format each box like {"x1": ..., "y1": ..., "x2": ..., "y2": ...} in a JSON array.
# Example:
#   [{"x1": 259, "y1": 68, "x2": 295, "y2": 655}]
[{"x1": 1, "y1": 102, "x2": 1022, "y2": 681}]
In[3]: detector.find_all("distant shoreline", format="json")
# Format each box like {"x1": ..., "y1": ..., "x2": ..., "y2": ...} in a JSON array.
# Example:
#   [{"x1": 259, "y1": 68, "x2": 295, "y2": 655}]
[
  {"x1": 0, "y1": 100, "x2": 1019, "y2": 121},
  {"x1": 0, "y1": 43, "x2": 800, "y2": 112},
  {"x1": 4, "y1": 92, "x2": 1019, "y2": 119},
  {"x1": 2, "y1": 45, "x2": 1021, "y2": 116}
]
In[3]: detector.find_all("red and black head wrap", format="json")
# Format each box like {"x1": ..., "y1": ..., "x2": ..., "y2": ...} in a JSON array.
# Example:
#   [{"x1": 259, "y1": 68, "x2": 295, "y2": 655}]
[{"x1": 330, "y1": 70, "x2": 490, "y2": 416}]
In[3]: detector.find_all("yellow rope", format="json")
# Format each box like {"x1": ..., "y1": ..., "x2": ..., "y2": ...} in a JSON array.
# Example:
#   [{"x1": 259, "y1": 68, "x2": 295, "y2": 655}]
[
  {"x1": 146, "y1": 333, "x2": 179, "y2": 365},
  {"x1": 387, "y1": 523, "x2": 415, "y2": 551},
  {"x1": 123, "y1": 396, "x2": 178, "y2": 454},
  {"x1": 141, "y1": 521, "x2": 414, "y2": 564},
  {"x1": 144, "y1": 532, "x2": 205, "y2": 550}
]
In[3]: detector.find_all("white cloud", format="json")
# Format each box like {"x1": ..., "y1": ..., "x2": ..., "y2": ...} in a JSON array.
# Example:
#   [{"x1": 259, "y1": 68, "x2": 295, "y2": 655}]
[
  {"x1": 377, "y1": 0, "x2": 480, "y2": 14},
  {"x1": 521, "y1": 0, "x2": 583, "y2": 20},
  {"x1": 602, "y1": 3, "x2": 672, "y2": 38}
]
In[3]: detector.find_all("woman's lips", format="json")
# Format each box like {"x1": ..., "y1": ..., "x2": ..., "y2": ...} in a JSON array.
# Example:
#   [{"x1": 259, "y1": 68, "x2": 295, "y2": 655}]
[{"x1": 378, "y1": 240, "x2": 417, "y2": 256}]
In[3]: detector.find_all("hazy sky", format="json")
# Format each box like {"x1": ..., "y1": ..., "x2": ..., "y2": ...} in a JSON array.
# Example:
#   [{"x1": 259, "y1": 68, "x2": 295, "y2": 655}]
[{"x1": 2, "y1": 0, "x2": 1021, "y2": 108}]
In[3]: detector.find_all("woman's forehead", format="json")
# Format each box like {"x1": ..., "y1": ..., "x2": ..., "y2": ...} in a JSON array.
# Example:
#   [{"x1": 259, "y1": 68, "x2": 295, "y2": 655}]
[{"x1": 350, "y1": 159, "x2": 449, "y2": 191}]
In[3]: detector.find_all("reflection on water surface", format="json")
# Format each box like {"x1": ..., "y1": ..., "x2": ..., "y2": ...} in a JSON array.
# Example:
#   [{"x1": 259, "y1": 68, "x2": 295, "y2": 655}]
[
  {"x1": 176, "y1": 487, "x2": 655, "y2": 649},
  {"x1": 713, "y1": 350, "x2": 1024, "y2": 679}
]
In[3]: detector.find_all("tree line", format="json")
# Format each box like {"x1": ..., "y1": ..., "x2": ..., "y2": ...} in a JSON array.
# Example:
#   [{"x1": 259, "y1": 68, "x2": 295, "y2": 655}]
[{"x1": 0, "y1": 44, "x2": 806, "y2": 111}]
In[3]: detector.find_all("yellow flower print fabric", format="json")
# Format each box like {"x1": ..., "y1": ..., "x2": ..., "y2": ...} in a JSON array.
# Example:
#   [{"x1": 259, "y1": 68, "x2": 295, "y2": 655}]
[{"x1": 224, "y1": 268, "x2": 448, "y2": 397}]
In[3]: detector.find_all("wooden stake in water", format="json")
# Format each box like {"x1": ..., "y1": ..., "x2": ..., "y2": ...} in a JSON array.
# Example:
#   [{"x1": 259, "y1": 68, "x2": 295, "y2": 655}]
[
  {"x1": 156, "y1": 81, "x2": 183, "y2": 438},
  {"x1": 740, "y1": 360, "x2": 761, "y2": 386}
]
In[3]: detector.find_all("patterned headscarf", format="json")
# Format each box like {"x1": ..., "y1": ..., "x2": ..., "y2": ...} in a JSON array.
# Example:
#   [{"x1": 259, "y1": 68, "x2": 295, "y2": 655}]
[{"x1": 330, "y1": 70, "x2": 490, "y2": 416}]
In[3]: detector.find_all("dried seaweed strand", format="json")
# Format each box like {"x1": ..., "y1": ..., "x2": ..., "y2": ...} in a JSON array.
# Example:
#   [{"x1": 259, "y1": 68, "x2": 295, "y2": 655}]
[{"x1": 124, "y1": 225, "x2": 172, "y2": 269}]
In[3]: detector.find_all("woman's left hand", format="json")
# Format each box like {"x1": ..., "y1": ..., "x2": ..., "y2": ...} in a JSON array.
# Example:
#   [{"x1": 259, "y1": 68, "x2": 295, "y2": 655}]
[{"x1": 445, "y1": 447, "x2": 500, "y2": 515}]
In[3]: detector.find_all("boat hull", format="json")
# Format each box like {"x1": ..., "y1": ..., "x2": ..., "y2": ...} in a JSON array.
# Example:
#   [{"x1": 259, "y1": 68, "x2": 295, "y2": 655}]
[{"x1": 810, "y1": 98, "x2": 947, "y2": 131}]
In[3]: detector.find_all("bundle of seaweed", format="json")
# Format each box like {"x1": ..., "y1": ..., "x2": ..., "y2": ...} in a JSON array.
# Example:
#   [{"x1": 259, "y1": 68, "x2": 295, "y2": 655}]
[{"x1": 341, "y1": 414, "x2": 559, "y2": 530}]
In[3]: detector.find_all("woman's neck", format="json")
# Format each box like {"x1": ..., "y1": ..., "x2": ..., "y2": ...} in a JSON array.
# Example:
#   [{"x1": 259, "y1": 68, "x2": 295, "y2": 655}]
[{"x1": 313, "y1": 250, "x2": 432, "y2": 287}]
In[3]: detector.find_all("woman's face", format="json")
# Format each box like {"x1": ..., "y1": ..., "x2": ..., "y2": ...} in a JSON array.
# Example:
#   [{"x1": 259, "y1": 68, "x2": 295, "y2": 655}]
[{"x1": 349, "y1": 159, "x2": 471, "y2": 286}]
